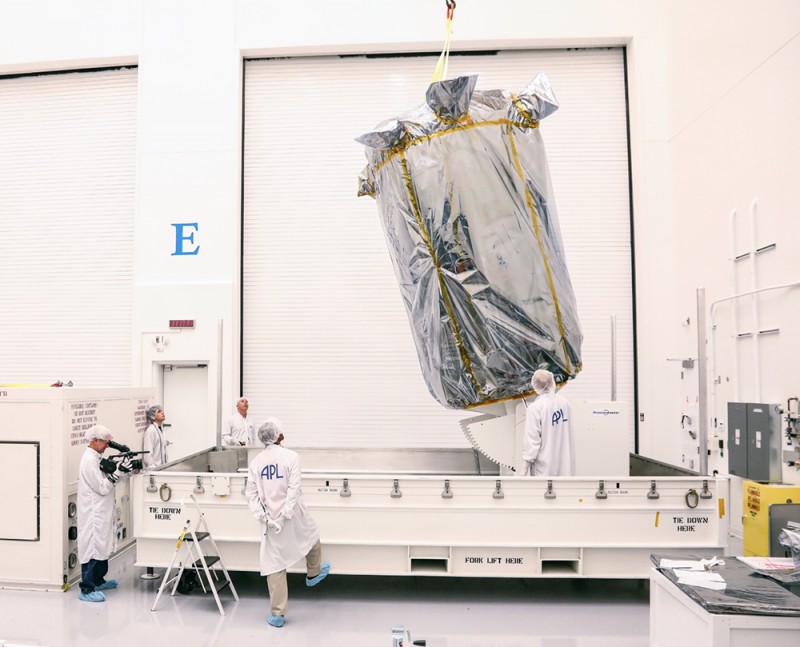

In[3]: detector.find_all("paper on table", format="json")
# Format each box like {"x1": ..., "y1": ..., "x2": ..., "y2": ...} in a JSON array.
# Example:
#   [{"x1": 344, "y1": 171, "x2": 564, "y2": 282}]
[
  {"x1": 736, "y1": 556, "x2": 798, "y2": 571},
  {"x1": 659, "y1": 557, "x2": 725, "y2": 571},
  {"x1": 675, "y1": 570, "x2": 727, "y2": 591},
  {"x1": 660, "y1": 559, "x2": 704, "y2": 570}
]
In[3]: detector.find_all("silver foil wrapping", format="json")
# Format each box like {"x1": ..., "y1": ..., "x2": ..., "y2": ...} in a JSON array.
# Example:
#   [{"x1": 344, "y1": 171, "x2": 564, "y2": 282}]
[{"x1": 357, "y1": 73, "x2": 582, "y2": 410}]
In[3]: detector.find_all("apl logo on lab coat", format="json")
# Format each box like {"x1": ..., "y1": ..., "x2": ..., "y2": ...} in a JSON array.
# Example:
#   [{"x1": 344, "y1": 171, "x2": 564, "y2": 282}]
[{"x1": 260, "y1": 464, "x2": 284, "y2": 480}]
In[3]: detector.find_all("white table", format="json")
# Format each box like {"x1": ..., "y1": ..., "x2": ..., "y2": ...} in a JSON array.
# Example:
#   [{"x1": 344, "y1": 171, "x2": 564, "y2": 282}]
[{"x1": 650, "y1": 567, "x2": 800, "y2": 647}]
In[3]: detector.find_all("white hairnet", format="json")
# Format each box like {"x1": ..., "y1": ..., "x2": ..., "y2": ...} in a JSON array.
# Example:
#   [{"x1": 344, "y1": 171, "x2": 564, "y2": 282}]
[
  {"x1": 146, "y1": 405, "x2": 163, "y2": 424},
  {"x1": 531, "y1": 369, "x2": 556, "y2": 394},
  {"x1": 85, "y1": 424, "x2": 112, "y2": 443},
  {"x1": 257, "y1": 418, "x2": 283, "y2": 446}
]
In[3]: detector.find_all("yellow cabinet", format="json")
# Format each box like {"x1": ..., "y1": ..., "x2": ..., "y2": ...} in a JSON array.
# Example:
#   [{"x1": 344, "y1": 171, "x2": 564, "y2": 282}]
[{"x1": 743, "y1": 481, "x2": 800, "y2": 556}]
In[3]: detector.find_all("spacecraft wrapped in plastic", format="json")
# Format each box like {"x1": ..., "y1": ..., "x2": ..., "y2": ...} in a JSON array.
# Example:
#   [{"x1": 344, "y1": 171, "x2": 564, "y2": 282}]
[{"x1": 357, "y1": 73, "x2": 582, "y2": 409}]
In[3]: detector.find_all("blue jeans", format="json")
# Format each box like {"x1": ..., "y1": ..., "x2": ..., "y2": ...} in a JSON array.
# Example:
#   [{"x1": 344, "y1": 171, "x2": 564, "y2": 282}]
[{"x1": 80, "y1": 559, "x2": 109, "y2": 594}]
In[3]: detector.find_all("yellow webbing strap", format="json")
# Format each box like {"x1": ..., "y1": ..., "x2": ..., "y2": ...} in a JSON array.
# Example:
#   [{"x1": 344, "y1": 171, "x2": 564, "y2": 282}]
[
  {"x1": 431, "y1": 1, "x2": 456, "y2": 83},
  {"x1": 176, "y1": 526, "x2": 187, "y2": 549},
  {"x1": 507, "y1": 125, "x2": 572, "y2": 376},
  {"x1": 399, "y1": 150, "x2": 483, "y2": 399}
]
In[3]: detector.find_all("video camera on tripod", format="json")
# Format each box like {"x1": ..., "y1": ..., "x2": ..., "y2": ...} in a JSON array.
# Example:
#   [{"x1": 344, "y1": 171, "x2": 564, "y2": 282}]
[{"x1": 99, "y1": 440, "x2": 148, "y2": 477}]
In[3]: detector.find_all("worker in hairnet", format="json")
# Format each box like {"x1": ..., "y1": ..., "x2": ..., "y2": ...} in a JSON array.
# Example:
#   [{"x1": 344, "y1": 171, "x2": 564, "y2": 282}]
[
  {"x1": 222, "y1": 396, "x2": 255, "y2": 446},
  {"x1": 142, "y1": 404, "x2": 168, "y2": 468},
  {"x1": 245, "y1": 418, "x2": 330, "y2": 628},
  {"x1": 77, "y1": 424, "x2": 133, "y2": 602},
  {"x1": 522, "y1": 369, "x2": 575, "y2": 476}
]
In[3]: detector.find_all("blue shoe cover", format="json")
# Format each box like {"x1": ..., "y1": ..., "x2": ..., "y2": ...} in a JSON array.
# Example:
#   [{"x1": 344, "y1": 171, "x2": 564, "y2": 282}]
[
  {"x1": 306, "y1": 562, "x2": 330, "y2": 587},
  {"x1": 95, "y1": 579, "x2": 118, "y2": 591},
  {"x1": 268, "y1": 615, "x2": 285, "y2": 628},
  {"x1": 79, "y1": 590, "x2": 106, "y2": 602}
]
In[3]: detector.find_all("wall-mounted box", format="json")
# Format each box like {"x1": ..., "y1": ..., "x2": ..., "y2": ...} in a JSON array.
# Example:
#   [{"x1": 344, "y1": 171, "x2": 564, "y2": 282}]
[{"x1": 727, "y1": 402, "x2": 782, "y2": 482}]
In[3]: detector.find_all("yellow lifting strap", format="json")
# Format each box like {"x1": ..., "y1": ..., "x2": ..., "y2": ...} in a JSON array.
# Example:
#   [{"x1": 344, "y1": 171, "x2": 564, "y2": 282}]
[{"x1": 431, "y1": 0, "x2": 456, "y2": 83}]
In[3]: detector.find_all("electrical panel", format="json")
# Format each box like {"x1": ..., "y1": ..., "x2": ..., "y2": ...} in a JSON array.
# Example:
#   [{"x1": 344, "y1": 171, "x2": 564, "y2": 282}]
[
  {"x1": 786, "y1": 397, "x2": 800, "y2": 470},
  {"x1": 727, "y1": 402, "x2": 782, "y2": 482},
  {"x1": 727, "y1": 403, "x2": 748, "y2": 477}
]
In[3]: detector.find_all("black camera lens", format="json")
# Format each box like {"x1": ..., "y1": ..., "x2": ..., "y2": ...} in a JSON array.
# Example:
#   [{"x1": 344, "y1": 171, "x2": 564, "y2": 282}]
[{"x1": 108, "y1": 440, "x2": 130, "y2": 453}]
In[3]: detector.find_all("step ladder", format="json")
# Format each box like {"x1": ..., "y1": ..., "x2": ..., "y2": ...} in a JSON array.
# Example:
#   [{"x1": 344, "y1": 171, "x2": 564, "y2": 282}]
[{"x1": 151, "y1": 494, "x2": 239, "y2": 615}]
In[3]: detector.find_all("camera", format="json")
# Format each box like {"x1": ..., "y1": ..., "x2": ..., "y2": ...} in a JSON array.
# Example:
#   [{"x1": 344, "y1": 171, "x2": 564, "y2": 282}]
[{"x1": 99, "y1": 447, "x2": 148, "y2": 475}]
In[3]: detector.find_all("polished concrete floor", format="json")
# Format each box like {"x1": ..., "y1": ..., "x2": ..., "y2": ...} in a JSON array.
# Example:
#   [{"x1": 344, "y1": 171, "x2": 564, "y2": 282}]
[{"x1": 0, "y1": 546, "x2": 655, "y2": 647}]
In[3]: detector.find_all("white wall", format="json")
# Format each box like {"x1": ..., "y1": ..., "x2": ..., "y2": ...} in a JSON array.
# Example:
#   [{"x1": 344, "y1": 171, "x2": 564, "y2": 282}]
[
  {"x1": 2, "y1": 1, "x2": 798, "y2": 487},
  {"x1": 648, "y1": 2, "x2": 800, "y2": 528},
  {"x1": 636, "y1": 2, "x2": 800, "y2": 490}
]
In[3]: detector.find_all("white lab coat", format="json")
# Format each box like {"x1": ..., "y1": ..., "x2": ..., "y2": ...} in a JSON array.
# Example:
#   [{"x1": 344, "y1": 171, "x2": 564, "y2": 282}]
[
  {"x1": 523, "y1": 390, "x2": 575, "y2": 476},
  {"x1": 142, "y1": 423, "x2": 168, "y2": 468},
  {"x1": 77, "y1": 447, "x2": 118, "y2": 563},
  {"x1": 245, "y1": 444, "x2": 319, "y2": 576},
  {"x1": 222, "y1": 413, "x2": 255, "y2": 446}
]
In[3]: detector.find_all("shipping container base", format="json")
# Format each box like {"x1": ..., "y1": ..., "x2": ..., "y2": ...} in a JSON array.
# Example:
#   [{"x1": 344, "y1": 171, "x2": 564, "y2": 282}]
[
  {"x1": 135, "y1": 540, "x2": 723, "y2": 580},
  {"x1": 132, "y1": 448, "x2": 730, "y2": 581}
]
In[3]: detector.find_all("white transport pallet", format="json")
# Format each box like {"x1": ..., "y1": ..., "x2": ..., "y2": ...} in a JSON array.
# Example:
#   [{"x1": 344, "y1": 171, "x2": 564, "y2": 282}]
[{"x1": 133, "y1": 448, "x2": 729, "y2": 579}]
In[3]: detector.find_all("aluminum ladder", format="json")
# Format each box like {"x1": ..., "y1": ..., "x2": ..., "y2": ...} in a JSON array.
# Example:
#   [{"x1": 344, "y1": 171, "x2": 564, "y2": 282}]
[{"x1": 151, "y1": 494, "x2": 239, "y2": 615}]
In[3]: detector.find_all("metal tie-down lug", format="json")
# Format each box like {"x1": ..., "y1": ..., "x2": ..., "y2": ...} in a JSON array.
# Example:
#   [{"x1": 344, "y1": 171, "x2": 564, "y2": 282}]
[
  {"x1": 340, "y1": 478, "x2": 351, "y2": 497},
  {"x1": 146, "y1": 475, "x2": 157, "y2": 493},
  {"x1": 390, "y1": 479, "x2": 402, "y2": 498},
  {"x1": 647, "y1": 480, "x2": 660, "y2": 500},
  {"x1": 699, "y1": 479, "x2": 713, "y2": 499},
  {"x1": 492, "y1": 480, "x2": 504, "y2": 499},
  {"x1": 442, "y1": 479, "x2": 453, "y2": 499},
  {"x1": 194, "y1": 476, "x2": 205, "y2": 495},
  {"x1": 545, "y1": 480, "x2": 556, "y2": 499},
  {"x1": 596, "y1": 480, "x2": 608, "y2": 500}
]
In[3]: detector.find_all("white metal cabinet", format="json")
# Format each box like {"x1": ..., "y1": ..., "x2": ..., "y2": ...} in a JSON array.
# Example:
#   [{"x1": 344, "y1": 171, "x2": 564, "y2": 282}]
[
  {"x1": 650, "y1": 567, "x2": 800, "y2": 647},
  {"x1": 0, "y1": 387, "x2": 154, "y2": 590}
]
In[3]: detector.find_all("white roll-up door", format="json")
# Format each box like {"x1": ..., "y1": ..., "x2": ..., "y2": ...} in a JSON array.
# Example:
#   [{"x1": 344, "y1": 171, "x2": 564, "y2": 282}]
[
  {"x1": 0, "y1": 67, "x2": 137, "y2": 387},
  {"x1": 243, "y1": 49, "x2": 632, "y2": 448}
]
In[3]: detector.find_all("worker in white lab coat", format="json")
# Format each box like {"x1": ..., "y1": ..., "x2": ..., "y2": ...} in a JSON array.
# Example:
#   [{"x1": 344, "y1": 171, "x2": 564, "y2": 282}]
[
  {"x1": 142, "y1": 404, "x2": 168, "y2": 468},
  {"x1": 245, "y1": 418, "x2": 330, "y2": 628},
  {"x1": 523, "y1": 369, "x2": 575, "y2": 476},
  {"x1": 222, "y1": 397, "x2": 255, "y2": 446},
  {"x1": 77, "y1": 425, "x2": 132, "y2": 602}
]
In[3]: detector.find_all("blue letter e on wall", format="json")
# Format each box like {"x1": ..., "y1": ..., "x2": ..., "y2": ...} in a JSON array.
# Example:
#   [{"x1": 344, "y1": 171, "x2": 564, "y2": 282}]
[{"x1": 171, "y1": 223, "x2": 200, "y2": 256}]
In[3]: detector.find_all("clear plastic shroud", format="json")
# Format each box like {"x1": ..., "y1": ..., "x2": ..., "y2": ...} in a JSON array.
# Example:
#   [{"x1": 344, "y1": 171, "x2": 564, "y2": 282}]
[{"x1": 357, "y1": 73, "x2": 582, "y2": 409}]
